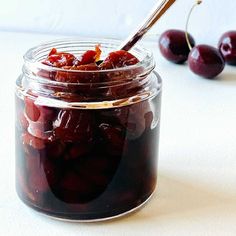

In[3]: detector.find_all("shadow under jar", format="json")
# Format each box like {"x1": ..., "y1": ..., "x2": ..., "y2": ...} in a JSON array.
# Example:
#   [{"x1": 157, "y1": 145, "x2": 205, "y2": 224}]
[{"x1": 15, "y1": 39, "x2": 162, "y2": 221}]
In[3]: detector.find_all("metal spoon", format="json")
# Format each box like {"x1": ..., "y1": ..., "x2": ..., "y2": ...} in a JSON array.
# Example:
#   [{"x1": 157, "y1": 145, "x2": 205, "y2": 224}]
[{"x1": 119, "y1": 0, "x2": 176, "y2": 51}]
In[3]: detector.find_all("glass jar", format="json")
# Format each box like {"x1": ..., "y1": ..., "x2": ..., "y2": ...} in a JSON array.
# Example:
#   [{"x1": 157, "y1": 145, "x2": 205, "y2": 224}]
[{"x1": 15, "y1": 39, "x2": 162, "y2": 221}]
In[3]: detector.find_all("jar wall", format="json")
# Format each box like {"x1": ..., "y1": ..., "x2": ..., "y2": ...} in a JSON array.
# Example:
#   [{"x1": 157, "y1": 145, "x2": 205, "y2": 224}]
[
  {"x1": 15, "y1": 79, "x2": 161, "y2": 221},
  {"x1": 15, "y1": 39, "x2": 161, "y2": 221}
]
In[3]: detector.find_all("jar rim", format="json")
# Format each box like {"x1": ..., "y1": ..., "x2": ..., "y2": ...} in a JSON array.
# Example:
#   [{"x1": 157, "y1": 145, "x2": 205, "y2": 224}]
[
  {"x1": 16, "y1": 71, "x2": 162, "y2": 109},
  {"x1": 23, "y1": 38, "x2": 155, "y2": 76},
  {"x1": 19, "y1": 38, "x2": 161, "y2": 107}
]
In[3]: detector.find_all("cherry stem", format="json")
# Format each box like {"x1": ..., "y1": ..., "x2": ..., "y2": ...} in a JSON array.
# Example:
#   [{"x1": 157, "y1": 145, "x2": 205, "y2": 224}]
[{"x1": 185, "y1": 0, "x2": 202, "y2": 51}]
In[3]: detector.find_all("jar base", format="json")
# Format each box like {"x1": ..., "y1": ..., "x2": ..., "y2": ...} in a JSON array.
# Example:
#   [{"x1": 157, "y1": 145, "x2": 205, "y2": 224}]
[{"x1": 19, "y1": 190, "x2": 156, "y2": 222}]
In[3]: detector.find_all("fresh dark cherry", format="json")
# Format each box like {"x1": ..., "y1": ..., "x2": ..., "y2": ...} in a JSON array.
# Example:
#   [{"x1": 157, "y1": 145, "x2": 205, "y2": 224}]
[
  {"x1": 159, "y1": 29, "x2": 195, "y2": 64},
  {"x1": 188, "y1": 45, "x2": 225, "y2": 79},
  {"x1": 218, "y1": 31, "x2": 236, "y2": 65}
]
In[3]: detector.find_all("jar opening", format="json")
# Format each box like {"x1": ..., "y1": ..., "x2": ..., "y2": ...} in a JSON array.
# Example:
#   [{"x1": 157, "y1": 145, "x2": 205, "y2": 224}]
[
  {"x1": 23, "y1": 38, "x2": 155, "y2": 86},
  {"x1": 17, "y1": 38, "x2": 161, "y2": 106}
]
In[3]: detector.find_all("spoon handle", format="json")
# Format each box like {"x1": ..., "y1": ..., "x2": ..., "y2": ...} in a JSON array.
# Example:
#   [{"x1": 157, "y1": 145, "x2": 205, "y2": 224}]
[{"x1": 119, "y1": 0, "x2": 176, "y2": 51}]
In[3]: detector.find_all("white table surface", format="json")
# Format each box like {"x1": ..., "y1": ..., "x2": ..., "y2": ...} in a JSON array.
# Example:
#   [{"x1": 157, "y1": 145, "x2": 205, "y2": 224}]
[{"x1": 1, "y1": 31, "x2": 236, "y2": 236}]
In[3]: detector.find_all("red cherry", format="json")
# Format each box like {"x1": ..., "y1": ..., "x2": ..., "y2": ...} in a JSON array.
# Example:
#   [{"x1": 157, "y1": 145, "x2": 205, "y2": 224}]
[
  {"x1": 79, "y1": 45, "x2": 102, "y2": 65},
  {"x1": 48, "y1": 48, "x2": 57, "y2": 56},
  {"x1": 159, "y1": 29, "x2": 195, "y2": 64},
  {"x1": 25, "y1": 101, "x2": 57, "y2": 140},
  {"x1": 43, "y1": 49, "x2": 77, "y2": 68},
  {"x1": 188, "y1": 45, "x2": 225, "y2": 79},
  {"x1": 218, "y1": 31, "x2": 236, "y2": 65},
  {"x1": 24, "y1": 97, "x2": 40, "y2": 122}
]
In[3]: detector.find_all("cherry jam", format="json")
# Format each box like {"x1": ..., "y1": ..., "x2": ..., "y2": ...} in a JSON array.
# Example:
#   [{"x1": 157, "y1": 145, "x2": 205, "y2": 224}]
[{"x1": 15, "y1": 39, "x2": 162, "y2": 221}]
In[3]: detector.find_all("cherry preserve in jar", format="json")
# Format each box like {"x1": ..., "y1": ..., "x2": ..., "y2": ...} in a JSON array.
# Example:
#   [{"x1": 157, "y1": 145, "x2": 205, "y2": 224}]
[{"x1": 15, "y1": 39, "x2": 162, "y2": 221}]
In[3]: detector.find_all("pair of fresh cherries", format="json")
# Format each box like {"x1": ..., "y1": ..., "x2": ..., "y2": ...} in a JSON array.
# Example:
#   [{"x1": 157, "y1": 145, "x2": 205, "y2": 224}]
[
  {"x1": 159, "y1": 30, "x2": 236, "y2": 79},
  {"x1": 158, "y1": 0, "x2": 235, "y2": 79}
]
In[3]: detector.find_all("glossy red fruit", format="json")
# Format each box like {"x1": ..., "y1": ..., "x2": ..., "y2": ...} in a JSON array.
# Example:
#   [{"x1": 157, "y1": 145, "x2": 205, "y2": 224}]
[
  {"x1": 48, "y1": 48, "x2": 57, "y2": 56},
  {"x1": 218, "y1": 31, "x2": 236, "y2": 65},
  {"x1": 100, "y1": 50, "x2": 139, "y2": 69},
  {"x1": 159, "y1": 29, "x2": 195, "y2": 64},
  {"x1": 188, "y1": 45, "x2": 225, "y2": 79},
  {"x1": 22, "y1": 132, "x2": 45, "y2": 150},
  {"x1": 79, "y1": 45, "x2": 102, "y2": 65},
  {"x1": 24, "y1": 97, "x2": 40, "y2": 122},
  {"x1": 25, "y1": 96, "x2": 57, "y2": 124},
  {"x1": 53, "y1": 110, "x2": 93, "y2": 142},
  {"x1": 25, "y1": 102, "x2": 56, "y2": 140},
  {"x1": 43, "y1": 48, "x2": 77, "y2": 68}
]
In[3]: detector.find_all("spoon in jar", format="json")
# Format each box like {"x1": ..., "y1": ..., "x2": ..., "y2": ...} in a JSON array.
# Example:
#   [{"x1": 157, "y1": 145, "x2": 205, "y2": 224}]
[{"x1": 119, "y1": 0, "x2": 176, "y2": 51}]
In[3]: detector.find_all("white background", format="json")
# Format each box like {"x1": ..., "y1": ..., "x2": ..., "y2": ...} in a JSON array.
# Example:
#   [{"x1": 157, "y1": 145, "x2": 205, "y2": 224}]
[
  {"x1": 1, "y1": 31, "x2": 236, "y2": 236},
  {"x1": 1, "y1": 0, "x2": 236, "y2": 44},
  {"x1": 1, "y1": 0, "x2": 236, "y2": 235}
]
